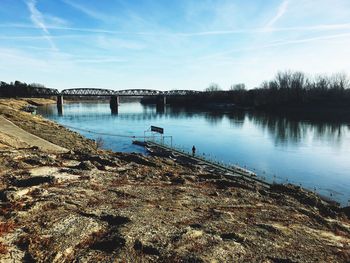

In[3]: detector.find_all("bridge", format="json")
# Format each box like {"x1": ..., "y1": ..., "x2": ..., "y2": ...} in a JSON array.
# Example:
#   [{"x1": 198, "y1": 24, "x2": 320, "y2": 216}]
[
  {"x1": 54, "y1": 88, "x2": 201, "y2": 115},
  {"x1": 60, "y1": 88, "x2": 200, "y2": 96}
]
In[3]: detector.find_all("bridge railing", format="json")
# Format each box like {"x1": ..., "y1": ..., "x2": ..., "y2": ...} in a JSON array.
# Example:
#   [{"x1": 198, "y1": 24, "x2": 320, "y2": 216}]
[{"x1": 59, "y1": 88, "x2": 202, "y2": 96}]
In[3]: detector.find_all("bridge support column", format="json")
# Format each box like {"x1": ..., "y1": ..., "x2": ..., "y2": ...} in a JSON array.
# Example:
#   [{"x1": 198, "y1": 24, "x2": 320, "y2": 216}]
[
  {"x1": 57, "y1": 95, "x2": 64, "y2": 116},
  {"x1": 110, "y1": 95, "x2": 119, "y2": 114},
  {"x1": 156, "y1": 95, "x2": 166, "y2": 113}
]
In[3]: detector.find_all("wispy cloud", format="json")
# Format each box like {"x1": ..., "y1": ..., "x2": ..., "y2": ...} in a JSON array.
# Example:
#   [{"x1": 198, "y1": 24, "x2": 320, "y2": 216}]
[
  {"x1": 0, "y1": 34, "x2": 89, "y2": 40},
  {"x1": 26, "y1": 0, "x2": 49, "y2": 34},
  {"x1": 2, "y1": 22, "x2": 350, "y2": 37},
  {"x1": 73, "y1": 57, "x2": 127, "y2": 64},
  {"x1": 194, "y1": 32, "x2": 350, "y2": 62},
  {"x1": 25, "y1": 0, "x2": 57, "y2": 50},
  {"x1": 61, "y1": 0, "x2": 111, "y2": 22},
  {"x1": 265, "y1": 32, "x2": 350, "y2": 47},
  {"x1": 95, "y1": 35, "x2": 146, "y2": 50},
  {"x1": 264, "y1": 0, "x2": 289, "y2": 29}
]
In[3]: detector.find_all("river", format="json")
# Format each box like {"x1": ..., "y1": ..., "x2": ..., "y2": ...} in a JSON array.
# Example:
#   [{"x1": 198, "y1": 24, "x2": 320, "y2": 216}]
[{"x1": 37, "y1": 101, "x2": 350, "y2": 206}]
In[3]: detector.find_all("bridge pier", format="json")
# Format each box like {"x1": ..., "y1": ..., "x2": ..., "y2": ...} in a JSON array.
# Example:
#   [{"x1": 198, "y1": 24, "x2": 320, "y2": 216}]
[
  {"x1": 156, "y1": 95, "x2": 166, "y2": 113},
  {"x1": 57, "y1": 95, "x2": 64, "y2": 116},
  {"x1": 110, "y1": 95, "x2": 119, "y2": 114}
]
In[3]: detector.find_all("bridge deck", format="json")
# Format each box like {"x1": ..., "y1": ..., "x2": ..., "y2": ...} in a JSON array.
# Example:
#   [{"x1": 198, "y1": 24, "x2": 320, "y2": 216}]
[{"x1": 60, "y1": 88, "x2": 201, "y2": 96}]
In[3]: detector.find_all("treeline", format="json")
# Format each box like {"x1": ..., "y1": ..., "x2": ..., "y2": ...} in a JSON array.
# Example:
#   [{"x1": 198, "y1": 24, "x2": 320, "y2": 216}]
[
  {"x1": 238, "y1": 71, "x2": 350, "y2": 109},
  {"x1": 0, "y1": 81, "x2": 58, "y2": 97},
  {"x1": 166, "y1": 71, "x2": 350, "y2": 110}
]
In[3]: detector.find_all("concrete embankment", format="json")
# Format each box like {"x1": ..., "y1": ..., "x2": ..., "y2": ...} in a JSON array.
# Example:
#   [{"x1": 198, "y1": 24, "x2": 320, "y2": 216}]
[
  {"x1": 0, "y1": 98, "x2": 350, "y2": 262},
  {"x1": 0, "y1": 116, "x2": 68, "y2": 153}
]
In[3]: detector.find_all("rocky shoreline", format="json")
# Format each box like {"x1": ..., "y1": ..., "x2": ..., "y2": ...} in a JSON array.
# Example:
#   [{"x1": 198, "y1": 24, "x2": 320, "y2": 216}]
[{"x1": 0, "y1": 98, "x2": 350, "y2": 262}]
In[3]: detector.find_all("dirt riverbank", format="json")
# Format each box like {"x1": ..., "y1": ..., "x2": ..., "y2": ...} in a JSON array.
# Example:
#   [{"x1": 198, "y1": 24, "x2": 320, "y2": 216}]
[{"x1": 0, "y1": 98, "x2": 350, "y2": 262}]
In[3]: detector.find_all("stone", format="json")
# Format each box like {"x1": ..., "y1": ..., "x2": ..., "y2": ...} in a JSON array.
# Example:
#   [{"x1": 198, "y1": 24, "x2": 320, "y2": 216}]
[
  {"x1": 133, "y1": 239, "x2": 160, "y2": 256},
  {"x1": 76, "y1": 161, "x2": 95, "y2": 170},
  {"x1": 13, "y1": 176, "x2": 55, "y2": 187}
]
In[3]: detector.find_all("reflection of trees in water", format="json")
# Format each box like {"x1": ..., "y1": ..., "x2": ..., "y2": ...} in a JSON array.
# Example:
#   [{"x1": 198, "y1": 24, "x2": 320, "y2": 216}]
[
  {"x1": 204, "y1": 112, "x2": 224, "y2": 125},
  {"x1": 247, "y1": 112, "x2": 347, "y2": 145},
  {"x1": 226, "y1": 111, "x2": 245, "y2": 127},
  {"x1": 253, "y1": 114, "x2": 306, "y2": 144},
  {"x1": 39, "y1": 103, "x2": 349, "y2": 145},
  {"x1": 311, "y1": 123, "x2": 344, "y2": 143}
]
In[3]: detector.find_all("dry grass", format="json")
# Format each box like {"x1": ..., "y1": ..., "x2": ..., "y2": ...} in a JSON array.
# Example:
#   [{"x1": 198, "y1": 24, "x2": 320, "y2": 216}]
[
  {"x1": 0, "y1": 202, "x2": 25, "y2": 216},
  {"x1": 0, "y1": 221, "x2": 15, "y2": 235},
  {"x1": 0, "y1": 242, "x2": 8, "y2": 254},
  {"x1": 0, "y1": 221, "x2": 16, "y2": 255}
]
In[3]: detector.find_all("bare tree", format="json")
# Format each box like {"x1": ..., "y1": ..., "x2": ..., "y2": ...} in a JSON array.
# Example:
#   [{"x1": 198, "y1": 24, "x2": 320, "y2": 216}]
[
  {"x1": 230, "y1": 83, "x2": 245, "y2": 91},
  {"x1": 205, "y1": 83, "x2": 221, "y2": 92}
]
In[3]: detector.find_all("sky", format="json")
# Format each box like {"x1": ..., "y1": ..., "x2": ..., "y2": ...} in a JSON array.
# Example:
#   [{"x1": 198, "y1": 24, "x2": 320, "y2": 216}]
[{"x1": 0, "y1": 0, "x2": 350, "y2": 91}]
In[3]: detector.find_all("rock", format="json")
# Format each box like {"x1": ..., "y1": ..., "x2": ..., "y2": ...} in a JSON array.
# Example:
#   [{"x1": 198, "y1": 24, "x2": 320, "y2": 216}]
[
  {"x1": 258, "y1": 189, "x2": 269, "y2": 196},
  {"x1": 75, "y1": 153, "x2": 119, "y2": 167},
  {"x1": 256, "y1": 223, "x2": 281, "y2": 235},
  {"x1": 13, "y1": 176, "x2": 55, "y2": 187},
  {"x1": 341, "y1": 206, "x2": 350, "y2": 218},
  {"x1": 76, "y1": 161, "x2": 95, "y2": 170},
  {"x1": 198, "y1": 173, "x2": 223, "y2": 180},
  {"x1": 23, "y1": 155, "x2": 56, "y2": 166},
  {"x1": 267, "y1": 257, "x2": 298, "y2": 263},
  {"x1": 189, "y1": 223, "x2": 202, "y2": 229},
  {"x1": 90, "y1": 231, "x2": 126, "y2": 253},
  {"x1": 100, "y1": 214, "x2": 131, "y2": 226},
  {"x1": 164, "y1": 172, "x2": 174, "y2": 177},
  {"x1": 60, "y1": 168, "x2": 85, "y2": 175},
  {"x1": 0, "y1": 187, "x2": 30, "y2": 201},
  {"x1": 115, "y1": 153, "x2": 159, "y2": 167},
  {"x1": 171, "y1": 176, "x2": 186, "y2": 185},
  {"x1": 220, "y1": 232, "x2": 245, "y2": 243},
  {"x1": 214, "y1": 179, "x2": 254, "y2": 191},
  {"x1": 184, "y1": 229, "x2": 204, "y2": 239},
  {"x1": 133, "y1": 239, "x2": 160, "y2": 256},
  {"x1": 271, "y1": 184, "x2": 339, "y2": 218}
]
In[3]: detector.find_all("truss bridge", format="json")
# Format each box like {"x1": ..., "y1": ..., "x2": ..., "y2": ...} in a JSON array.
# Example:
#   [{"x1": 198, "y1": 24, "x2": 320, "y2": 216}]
[
  {"x1": 60, "y1": 88, "x2": 200, "y2": 97},
  {"x1": 56, "y1": 88, "x2": 201, "y2": 115}
]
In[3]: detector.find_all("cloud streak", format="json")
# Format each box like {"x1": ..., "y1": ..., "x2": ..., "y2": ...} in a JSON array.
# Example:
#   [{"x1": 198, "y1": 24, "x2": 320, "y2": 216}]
[
  {"x1": 25, "y1": 0, "x2": 57, "y2": 50},
  {"x1": 61, "y1": 0, "x2": 111, "y2": 22},
  {"x1": 265, "y1": 0, "x2": 289, "y2": 29},
  {"x1": 2, "y1": 22, "x2": 350, "y2": 37},
  {"x1": 194, "y1": 32, "x2": 350, "y2": 62}
]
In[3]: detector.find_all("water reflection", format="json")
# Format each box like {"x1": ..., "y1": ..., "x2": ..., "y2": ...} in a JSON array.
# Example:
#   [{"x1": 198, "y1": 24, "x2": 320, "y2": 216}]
[
  {"x1": 37, "y1": 102, "x2": 350, "y2": 206},
  {"x1": 39, "y1": 103, "x2": 349, "y2": 146},
  {"x1": 246, "y1": 111, "x2": 347, "y2": 146}
]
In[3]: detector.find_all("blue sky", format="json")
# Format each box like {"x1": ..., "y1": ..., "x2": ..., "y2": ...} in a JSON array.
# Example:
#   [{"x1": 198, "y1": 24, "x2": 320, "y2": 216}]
[{"x1": 0, "y1": 0, "x2": 350, "y2": 91}]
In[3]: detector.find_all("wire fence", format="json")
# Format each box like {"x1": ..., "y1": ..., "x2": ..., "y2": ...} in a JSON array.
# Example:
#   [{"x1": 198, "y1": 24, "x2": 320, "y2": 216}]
[
  {"x1": 62, "y1": 124, "x2": 348, "y2": 206},
  {"x1": 145, "y1": 136, "x2": 347, "y2": 205}
]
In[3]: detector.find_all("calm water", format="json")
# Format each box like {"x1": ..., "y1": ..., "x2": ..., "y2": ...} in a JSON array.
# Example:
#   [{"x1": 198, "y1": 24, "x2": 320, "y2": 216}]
[{"x1": 38, "y1": 101, "x2": 350, "y2": 206}]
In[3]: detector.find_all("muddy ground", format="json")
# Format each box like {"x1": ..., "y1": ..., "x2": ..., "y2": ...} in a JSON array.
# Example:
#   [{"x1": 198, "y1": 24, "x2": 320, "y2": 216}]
[{"x1": 0, "y1": 98, "x2": 350, "y2": 262}]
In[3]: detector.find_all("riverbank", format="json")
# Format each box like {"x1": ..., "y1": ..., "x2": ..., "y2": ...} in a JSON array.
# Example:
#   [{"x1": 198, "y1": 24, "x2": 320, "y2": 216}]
[
  {"x1": 0, "y1": 98, "x2": 97, "y2": 153},
  {"x1": 0, "y1": 99, "x2": 350, "y2": 262}
]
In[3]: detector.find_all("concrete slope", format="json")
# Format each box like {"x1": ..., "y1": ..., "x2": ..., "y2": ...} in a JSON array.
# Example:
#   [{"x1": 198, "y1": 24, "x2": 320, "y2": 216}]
[{"x1": 0, "y1": 116, "x2": 68, "y2": 153}]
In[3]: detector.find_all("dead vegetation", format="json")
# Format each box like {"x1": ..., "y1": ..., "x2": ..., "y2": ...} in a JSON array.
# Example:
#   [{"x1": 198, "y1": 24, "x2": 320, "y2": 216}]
[{"x1": 0, "y1": 98, "x2": 349, "y2": 262}]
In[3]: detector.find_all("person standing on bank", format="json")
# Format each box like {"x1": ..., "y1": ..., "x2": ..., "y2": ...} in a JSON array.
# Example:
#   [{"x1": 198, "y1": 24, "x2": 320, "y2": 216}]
[{"x1": 192, "y1": 145, "x2": 196, "y2": 156}]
